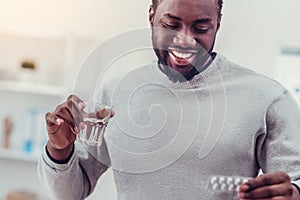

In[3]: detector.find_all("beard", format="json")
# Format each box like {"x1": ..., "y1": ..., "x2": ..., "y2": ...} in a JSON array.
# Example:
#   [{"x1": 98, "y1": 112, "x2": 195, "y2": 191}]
[
  {"x1": 153, "y1": 47, "x2": 207, "y2": 82},
  {"x1": 152, "y1": 34, "x2": 216, "y2": 83}
]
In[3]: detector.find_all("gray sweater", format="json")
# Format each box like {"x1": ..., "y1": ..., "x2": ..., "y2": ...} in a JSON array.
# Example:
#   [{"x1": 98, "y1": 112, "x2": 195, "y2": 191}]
[{"x1": 38, "y1": 54, "x2": 300, "y2": 199}]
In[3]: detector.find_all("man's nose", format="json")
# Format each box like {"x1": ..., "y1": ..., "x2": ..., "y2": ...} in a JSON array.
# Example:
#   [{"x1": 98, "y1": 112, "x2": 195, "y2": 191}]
[{"x1": 173, "y1": 33, "x2": 196, "y2": 48}]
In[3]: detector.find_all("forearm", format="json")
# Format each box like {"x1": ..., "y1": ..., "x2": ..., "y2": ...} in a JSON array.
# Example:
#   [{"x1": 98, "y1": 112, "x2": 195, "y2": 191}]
[
  {"x1": 38, "y1": 147, "x2": 90, "y2": 200},
  {"x1": 38, "y1": 142, "x2": 110, "y2": 199}
]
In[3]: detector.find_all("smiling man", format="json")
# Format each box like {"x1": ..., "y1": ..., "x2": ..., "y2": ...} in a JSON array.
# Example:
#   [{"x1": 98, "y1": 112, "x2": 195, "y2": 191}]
[
  {"x1": 39, "y1": 0, "x2": 300, "y2": 199},
  {"x1": 150, "y1": 0, "x2": 221, "y2": 82}
]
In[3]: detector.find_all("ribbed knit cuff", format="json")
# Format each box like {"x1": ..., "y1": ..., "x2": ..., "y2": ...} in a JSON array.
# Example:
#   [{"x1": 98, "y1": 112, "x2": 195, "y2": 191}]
[
  {"x1": 42, "y1": 145, "x2": 76, "y2": 171},
  {"x1": 292, "y1": 183, "x2": 300, "y2": 195},
  {"x1": 45, "y1": 145, "x2": 74, "y2": 164}
]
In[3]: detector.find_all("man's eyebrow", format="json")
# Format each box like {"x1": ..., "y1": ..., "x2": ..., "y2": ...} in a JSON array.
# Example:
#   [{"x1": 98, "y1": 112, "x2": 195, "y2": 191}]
[
  {"x1": 163, "y1": 13, "x2": 181, "y2": 21},
  {"x1": 163, "y1": 14, "x2": 212, "y2": 24}
]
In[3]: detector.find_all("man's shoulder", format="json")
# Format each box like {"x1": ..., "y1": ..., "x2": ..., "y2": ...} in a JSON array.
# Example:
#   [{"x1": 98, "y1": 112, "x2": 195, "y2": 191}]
[{"x1": 218, "y1": 54, "x2": 287, "y2": 98}]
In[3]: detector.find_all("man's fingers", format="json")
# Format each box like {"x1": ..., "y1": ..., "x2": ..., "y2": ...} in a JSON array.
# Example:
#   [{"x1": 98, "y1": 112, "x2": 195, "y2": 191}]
[
  {"x1": 46, "y1": 112, "x2": 64, "y2": 126},
  {"x1": 45, "y1": 113, "x2": 64, "y2": 134},
  {"x1": 93, "y1": 108, "x2": 114, "y2": 119},
  {"x1": 238, "y1": 182, "x2": 293, "y2": 199},
  {"x1": 54, "y1": 97, "x2": 85, "y2": 130},
  {"x1": 238, "y1": 171, "x2": 293, "y2": 199},
  {"x1": 111, "y1": 109, "x2": 115, "y2": 117},
  {"x1": 67, "y1": 94, "x2": 85, "y2": 110},
  {"x1": 242, "y1": 171, "x2": 290, "y2": 191}
]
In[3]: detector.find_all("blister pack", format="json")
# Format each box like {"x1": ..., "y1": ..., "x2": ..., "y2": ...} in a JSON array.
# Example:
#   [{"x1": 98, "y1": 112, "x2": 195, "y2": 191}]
[{"x1": 207, "y1": 175, "x2": 250, "y2": 195}]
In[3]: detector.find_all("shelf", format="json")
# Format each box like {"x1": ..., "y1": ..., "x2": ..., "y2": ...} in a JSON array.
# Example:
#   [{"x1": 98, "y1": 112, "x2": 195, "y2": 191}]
[
  {"x1": 0, "y1": 28, "x2": 70, "y2": 40},
  {"x1": 0, "y1": 148, "x2": 39, "y2": 163},
  {"x1": 0, "y1": 80, "x2": 68, "y2": 97}
]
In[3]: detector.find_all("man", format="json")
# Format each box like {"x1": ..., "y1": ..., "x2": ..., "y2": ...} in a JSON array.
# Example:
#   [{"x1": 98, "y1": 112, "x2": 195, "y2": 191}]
[{"x1": 39, "y1": 0, "x2": 300, "y2": 199}]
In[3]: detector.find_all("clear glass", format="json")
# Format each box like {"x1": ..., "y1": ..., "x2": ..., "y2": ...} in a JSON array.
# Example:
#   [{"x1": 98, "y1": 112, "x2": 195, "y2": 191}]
[{"x1": 76, "y1": 102, "x2": 112, "y2": 146}]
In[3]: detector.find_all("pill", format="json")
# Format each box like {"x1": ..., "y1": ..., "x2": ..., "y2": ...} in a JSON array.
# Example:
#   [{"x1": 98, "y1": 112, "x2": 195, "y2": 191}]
[{"x1": 226, "y1": 177, "x2": 233, "y2": 185}]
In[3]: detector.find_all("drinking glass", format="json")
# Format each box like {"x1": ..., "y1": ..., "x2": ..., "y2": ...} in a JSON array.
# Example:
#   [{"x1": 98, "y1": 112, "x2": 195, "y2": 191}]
[{"x1": 76, "y1": 101, "x2": 112, "y2": 146}]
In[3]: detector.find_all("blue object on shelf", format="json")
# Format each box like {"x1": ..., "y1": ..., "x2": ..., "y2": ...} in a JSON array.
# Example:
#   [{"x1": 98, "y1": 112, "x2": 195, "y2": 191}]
[
  {"x1": 24, "y1": 140, "x2": 33, "y2": 153},
  {"x1": 23, "y1": 108, "x2": 37, "y2": 153}
]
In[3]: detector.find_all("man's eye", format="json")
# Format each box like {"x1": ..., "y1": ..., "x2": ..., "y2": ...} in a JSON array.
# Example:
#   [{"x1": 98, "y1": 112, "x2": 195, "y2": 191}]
[
  {"x1": 163, "y1": 22, "x2": 179, "y2": 29},
  {"x1": 194, "y1": 27, "x2": 209, "y2": 34}
]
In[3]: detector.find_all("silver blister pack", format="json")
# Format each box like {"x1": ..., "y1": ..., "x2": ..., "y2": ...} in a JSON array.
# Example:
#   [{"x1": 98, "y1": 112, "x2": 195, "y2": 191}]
[{"x1": 207, "y1": 175, "x2": 250, "y2": 194}]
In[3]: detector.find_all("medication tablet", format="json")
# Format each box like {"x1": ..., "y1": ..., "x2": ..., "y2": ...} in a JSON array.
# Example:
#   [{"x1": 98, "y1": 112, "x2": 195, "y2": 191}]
[
  {"x1": 219, "y1": 177, "x2": 225, "y2": 184},
  {"x1": 226, "y1": 177, "x2": 233, "y2": 185},
  {"x1": 207, "y1": 175, "x2": 251, "y2": 195},
  {"x1": 210, "y1": 176, "x2": 218, "y2": 184}
]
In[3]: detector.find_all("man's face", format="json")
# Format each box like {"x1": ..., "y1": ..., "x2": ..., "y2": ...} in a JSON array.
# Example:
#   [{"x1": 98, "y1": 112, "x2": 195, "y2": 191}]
[{"x1": 150, "y1": 0, "x2": 221, "y2": 80}]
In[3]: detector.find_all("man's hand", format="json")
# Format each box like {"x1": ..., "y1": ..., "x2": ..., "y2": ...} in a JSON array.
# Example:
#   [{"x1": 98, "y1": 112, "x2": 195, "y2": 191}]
[
  {"x1": 45, "y1": 95, "x2": 86, "y2": 161},
  {"x1": 238, "y1": 171, "x2": 300, "y2": 200}
]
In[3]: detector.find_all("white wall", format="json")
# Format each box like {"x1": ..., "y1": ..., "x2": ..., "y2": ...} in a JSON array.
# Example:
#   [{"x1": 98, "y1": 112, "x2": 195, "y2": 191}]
[
  {"x1": 215, "y1": 0, "x2": 300, "y2": 77},
  {"x1": 0, "y1": 0, "x2": 150, "y2": 40}
]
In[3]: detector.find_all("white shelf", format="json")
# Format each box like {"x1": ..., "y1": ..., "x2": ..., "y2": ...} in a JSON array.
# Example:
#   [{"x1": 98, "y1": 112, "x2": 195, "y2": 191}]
[
  {"x1": 0, "y1": 80, "x2": 68, "y2": 97},
  {"x1": 0, "y1": 148, "x2": 38, "y2": 163},
  {"x1": 0, "y1": 28, "x2": 70, "y2": 40}
]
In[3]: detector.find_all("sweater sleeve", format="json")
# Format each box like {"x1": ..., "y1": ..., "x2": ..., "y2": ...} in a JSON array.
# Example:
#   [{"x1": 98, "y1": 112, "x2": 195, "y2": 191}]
[
  {"x1": 37, "y1": 139, "x2": 110, "y2": 200},
  {"x1": 258, "y1": 90, "x2": 300, "y2": 188}
]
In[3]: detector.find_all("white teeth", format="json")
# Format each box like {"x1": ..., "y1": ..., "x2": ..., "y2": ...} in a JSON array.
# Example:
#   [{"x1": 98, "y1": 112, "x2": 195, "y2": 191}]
[{"x1": 172, "y1": 50, "x2": 194, "y2": 59}]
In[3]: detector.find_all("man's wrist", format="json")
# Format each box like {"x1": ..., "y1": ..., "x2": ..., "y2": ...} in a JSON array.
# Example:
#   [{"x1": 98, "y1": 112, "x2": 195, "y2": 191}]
[{"x1": 46, "y1": 142, "x2": 74, "y2": 164}]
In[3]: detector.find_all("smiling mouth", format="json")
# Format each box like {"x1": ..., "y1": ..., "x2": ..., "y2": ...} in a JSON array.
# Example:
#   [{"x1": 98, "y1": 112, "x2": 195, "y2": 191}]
[{"x1": 168, "y1": 48, "x2": 198, "y2": 66}]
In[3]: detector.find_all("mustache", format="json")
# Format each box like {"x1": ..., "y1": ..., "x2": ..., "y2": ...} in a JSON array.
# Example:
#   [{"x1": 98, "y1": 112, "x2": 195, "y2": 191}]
[
  {"x1": 168, "y1": 46, "x2": 202, "y2": 53},
  {"x1": 151, "y1": 40, "x2": 205, "y2": 54},
  {"x1": 153, "y1": 45, "x2": 208, "y2": 56}
]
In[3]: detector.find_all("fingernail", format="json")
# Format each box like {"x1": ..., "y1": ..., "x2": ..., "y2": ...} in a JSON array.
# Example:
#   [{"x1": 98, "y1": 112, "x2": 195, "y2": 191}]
[
  {"x1": 238, "y1": 192, "x2": 245, "y2": 199},
  {"x1": 56, "y1": 118, "x2": 64, "y2": 125},
  {"x1": 111, "y1": 110, "x2": 115, "y2": 117},
  {"x1": 239, "y1": 184, "x2": 249, "y2": 191},
  {"x1": 79, "y1": 122, "x2": 86, "y2": 130},
  {"x1": 73, "y1": 126, "x2": 79, "y2": 133},
  {"x1": 78, "y1": 102, "x2": 85, "y2": 109}
]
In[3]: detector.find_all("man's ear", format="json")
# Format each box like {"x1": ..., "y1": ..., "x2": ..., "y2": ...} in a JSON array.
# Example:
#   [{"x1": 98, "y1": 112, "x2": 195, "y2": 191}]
[
  {"x1": 149, "y1": 6, "x2": 155, "y2": 27},
  {"x1": 216, "y1": 16, "x2": 222, "y2": 32}
]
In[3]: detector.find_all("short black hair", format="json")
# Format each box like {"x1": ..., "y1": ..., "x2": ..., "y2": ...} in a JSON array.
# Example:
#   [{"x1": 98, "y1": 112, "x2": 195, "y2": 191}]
[{"x1": 151, "y1": 0, "x2": 223, "y2": 17}]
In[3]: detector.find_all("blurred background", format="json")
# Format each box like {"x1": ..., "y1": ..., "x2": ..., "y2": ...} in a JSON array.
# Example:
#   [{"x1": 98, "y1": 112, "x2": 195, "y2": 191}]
[{"x1": 0, "y1": 0, "x2": 299, "y2": 199}]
